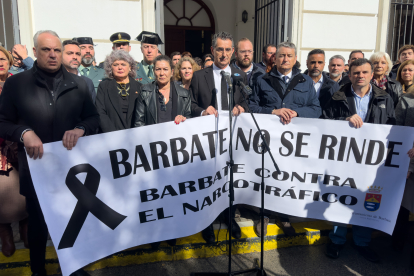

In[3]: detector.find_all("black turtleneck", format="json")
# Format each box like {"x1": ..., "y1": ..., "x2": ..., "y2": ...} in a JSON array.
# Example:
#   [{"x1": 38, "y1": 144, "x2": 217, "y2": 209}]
[{"x1": 36, "y1": 66, "x2": 62, "y2": 91}]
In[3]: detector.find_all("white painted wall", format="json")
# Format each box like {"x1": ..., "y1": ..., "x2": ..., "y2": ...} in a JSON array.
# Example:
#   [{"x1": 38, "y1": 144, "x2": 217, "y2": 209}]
[
  {"x1": 18, "y1": 0, "x2": 154, "y2": 64},
  {"x1": 235, "y1": 0, "x2": 255, "y2": 44},
  {"x1": 292, "y1": 0, "x2": 390, "y2": 72}
]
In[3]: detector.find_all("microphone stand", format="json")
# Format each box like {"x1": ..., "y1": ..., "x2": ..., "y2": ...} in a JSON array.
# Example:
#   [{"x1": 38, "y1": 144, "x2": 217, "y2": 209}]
[{"x1": 191, "y1": 78, "x2": 280, "y2": 276}]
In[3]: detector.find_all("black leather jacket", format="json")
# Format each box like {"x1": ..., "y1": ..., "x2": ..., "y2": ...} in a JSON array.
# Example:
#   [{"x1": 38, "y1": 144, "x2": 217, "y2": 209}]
[{"x1": 133, "y1": 81, "x2": 192, "y2": 127}]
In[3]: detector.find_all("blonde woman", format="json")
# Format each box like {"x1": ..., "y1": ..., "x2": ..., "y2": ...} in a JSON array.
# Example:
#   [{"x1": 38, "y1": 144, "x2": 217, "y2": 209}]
[
  {"x1": 173, "y1": 57, "x2": 200, "y2": 90},
  {"x1": 369, "y1": 52, "x2": 403, "y2": 108},
  {"x1": 397, "y1": 59, "x2": 414, "y2": 94}
]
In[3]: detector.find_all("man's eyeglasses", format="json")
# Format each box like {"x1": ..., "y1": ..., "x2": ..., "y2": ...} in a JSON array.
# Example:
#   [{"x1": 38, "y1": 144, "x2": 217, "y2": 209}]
[
  {"x1": 239, "y1": 50, "x2": 253, "y2": 55},
  {"x1": 205, "y1": 58, "x2": 212, "y2": 62}
]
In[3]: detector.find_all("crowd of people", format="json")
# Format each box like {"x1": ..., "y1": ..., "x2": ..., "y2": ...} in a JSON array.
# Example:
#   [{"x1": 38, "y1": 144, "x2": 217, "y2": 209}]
[{"x1": 0, "y1": 28, "x2": 413, "y2": 276}]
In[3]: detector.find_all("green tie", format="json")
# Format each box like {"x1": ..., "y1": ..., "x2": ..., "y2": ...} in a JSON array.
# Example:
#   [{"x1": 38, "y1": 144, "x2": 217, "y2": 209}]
[
  {"x1": 81, "y1": 68, "x2": 88, "y2": 76},
  {"x1": 148, "y1": 65, "x2": 154, "y2": 79}
]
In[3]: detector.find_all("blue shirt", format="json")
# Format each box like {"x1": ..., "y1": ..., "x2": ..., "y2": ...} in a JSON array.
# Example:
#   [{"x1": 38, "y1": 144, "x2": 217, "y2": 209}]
[{"x1": 351, "y1": 85, "x2": 372, "y2": 122}]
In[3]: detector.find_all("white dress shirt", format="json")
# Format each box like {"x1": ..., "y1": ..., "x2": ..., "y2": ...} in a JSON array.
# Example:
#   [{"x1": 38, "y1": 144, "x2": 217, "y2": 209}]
[
  {"x1": 313, "y1": 74, "x2": 323, "y2": 97},
  {"x1": 277, "y1": 69, "x2": 293, "y2": 83},
  {"x1": 213, "y1": 63, "x2": 232, "y2": 111}
]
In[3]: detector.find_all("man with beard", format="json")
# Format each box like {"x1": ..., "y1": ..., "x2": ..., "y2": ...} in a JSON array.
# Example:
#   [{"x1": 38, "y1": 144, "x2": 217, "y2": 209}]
[
  {"x1": 61, "y1": 40, "x2": 96, "y2": 103},
  {"x1": 327, "y1": 55, "x2": 347, "y2": 83},
  {"x1": 170, "y1": 51, "x2": 181, "y2": 66},
  {"x1": 135, "y1": 31, "x2": 163, "y2": 84},
  {"x1": 73, "y1": 37, "x2": 104, "y2": 92},
  {"x1": 232, "y1": 38, "x2": 265, "y2": 88},
  {"x1": 305, "y1": 49, "x2": 339, "y2": 110},
  {"x1": 257, "y1": 43, "x2": 276, "y2": 71}
]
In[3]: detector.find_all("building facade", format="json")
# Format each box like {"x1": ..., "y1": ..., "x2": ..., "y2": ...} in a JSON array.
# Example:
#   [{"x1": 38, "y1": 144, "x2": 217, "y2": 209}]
[{"x1": 0, "y1": 0, "x2": 408, "y2": 70}]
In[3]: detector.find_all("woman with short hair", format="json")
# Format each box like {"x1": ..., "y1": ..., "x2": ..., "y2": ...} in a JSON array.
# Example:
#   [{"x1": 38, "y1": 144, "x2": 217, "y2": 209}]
[
  {"x1": 96, "y1": 50, "x2": 142, "y2": 133},
  {"x1": 0, "y1": 46, "x2": 29, "y2": 257},
  {"x1": 397, "y1": 59, "x2": 414, "y2": 94},
  {"x1": 369, "y1": 52, "x2": 403, "y2": 108},
  {"x1": 173, "y1": 56, "x2": 200, "y2": 90}
]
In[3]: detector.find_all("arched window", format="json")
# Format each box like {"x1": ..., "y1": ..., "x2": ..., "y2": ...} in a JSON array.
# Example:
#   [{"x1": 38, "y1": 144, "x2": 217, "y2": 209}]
[{"x1": 164, "y1": 0, "x2": 215, "y2": 57}]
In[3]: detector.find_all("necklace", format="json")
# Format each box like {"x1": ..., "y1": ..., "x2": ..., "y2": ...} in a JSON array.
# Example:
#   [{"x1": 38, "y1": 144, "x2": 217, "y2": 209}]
[{"x1": 117, "y1": 82, "x2": 130, "y2": 97}]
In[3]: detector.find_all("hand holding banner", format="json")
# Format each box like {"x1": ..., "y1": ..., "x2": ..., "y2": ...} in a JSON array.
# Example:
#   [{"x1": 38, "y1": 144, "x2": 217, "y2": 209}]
[{"x1": 27, "y1": 113, "x2": 414, "y2": 275}]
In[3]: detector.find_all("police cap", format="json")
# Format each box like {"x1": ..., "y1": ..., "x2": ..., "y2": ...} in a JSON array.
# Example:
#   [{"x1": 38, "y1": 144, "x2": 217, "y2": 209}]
[
  {"x1": 136, "y1": 31, "x2": 163, "y2": 45},
  {"x1": 72, "y1": 37, "x2": 94, "y2": 45},
  {"x1": 110, "y1": 32, "x2": 131, "y2": 44}
]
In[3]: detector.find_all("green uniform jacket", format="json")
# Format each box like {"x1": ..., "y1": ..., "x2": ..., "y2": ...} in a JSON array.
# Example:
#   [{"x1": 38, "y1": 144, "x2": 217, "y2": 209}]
[
  {"x1": 135, "y1": 62, "x2": 154, "y2": 85},
  {"x1": 84, "y1": 65, "x2": 105, "y2": 92}
]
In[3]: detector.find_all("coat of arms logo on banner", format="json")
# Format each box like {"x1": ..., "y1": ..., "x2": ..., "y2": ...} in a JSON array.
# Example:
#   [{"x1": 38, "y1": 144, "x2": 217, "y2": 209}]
[{"x1": 364, "y1": 186, "x2": 383, "y2": 212}]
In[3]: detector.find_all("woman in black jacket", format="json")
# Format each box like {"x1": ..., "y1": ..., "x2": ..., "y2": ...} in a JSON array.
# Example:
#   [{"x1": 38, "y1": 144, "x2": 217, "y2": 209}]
[
  {"x1": 95, "y1": 50, "x2": 142, "y2": 133},
  {"x1": 133, "y1": 55, "x2": 191, "y2": 127},
  {"x1": 369, "y1": 52, "x2": 403, "y2": 108},
  {"x1": 132, "y1": 55, "x2": 191, "y2": 249}
]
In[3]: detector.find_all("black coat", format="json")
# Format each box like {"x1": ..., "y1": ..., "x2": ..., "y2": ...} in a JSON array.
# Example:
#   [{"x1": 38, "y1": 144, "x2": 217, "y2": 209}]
[
  {"x1": 302, "y1": 71, "x2": 340, "y2": 110},
  {"x1": 370, "y1": 75, "x2": 403, "y2": 108},
  {"x1": 0, "y1": 63, "x2": 99, "y2": 197},
  {"x1": 133, "y1": 81, "x2": 191, "y2": 127},
  {"x1": 389, "y1": 63, "x2": 400, "y2": 80},
  {"x1": 95, "y1": 77, "x2": 142, "y2": 133},
  {"x1": 323, "y1": 82, "x2": 396, "y2": 125},
  {"x1": 190, "y1": 65, "x2": 248, "y2": 117},
  {"x1": 81, "y1": 75, "x2": 97, "y2": 103}
]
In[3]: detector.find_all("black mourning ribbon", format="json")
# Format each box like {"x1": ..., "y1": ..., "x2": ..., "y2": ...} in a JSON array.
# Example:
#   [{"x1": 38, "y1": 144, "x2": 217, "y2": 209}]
[{"x1": 58, "y1": 164, "x2": 127, "y2": 250}]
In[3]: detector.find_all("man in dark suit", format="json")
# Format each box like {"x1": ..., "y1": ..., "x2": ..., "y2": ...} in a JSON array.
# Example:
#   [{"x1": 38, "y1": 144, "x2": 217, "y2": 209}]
[
  {"x1": 61, "y1": 39, "x2": 96, "y2": 103},
  {"x1": 190, "y1": 31, "x2": 248, "y2": 243},
  {"x1": 304, "y1": 49, "x2": 339, "y2": 110},
  {"x1": 73, "y1": 37, "x2": 105, "y2": 92},
  {"x1": 135, "y1": 31, "x2": 163, "y2": 85},
  {"x1": 0, "y1": 30, "x2": 99, "y2": 276}
]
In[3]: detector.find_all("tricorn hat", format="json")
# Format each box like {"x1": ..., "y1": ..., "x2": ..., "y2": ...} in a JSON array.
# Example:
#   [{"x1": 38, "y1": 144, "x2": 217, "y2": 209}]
[
  {"x1": 136, "y1": 31, "x2": 163, "y2": 45},
  {"x1": 110, "y1": 32, "x2": 131, "y2": 44},
  {"x1": 72, "y1": 37, "x2": 94, "y2": 45}
]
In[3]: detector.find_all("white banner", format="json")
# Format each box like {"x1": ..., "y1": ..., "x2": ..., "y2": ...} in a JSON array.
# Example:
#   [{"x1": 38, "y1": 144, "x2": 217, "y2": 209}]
[{"x1": 27, "y1": 112, "x2": 414, "y2": 276}]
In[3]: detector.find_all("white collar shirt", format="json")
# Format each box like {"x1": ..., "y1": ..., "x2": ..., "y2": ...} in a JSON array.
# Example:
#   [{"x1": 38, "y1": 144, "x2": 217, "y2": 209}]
[
  {"x1": 212, "y1": 63, "x2": 232, "y2": 112},
  {"x1": 313, "y1": 74, "x2": 324, "y2": 97},
  {"x1": 277, "y1": 69, "x2": 293, "y2": 83}
]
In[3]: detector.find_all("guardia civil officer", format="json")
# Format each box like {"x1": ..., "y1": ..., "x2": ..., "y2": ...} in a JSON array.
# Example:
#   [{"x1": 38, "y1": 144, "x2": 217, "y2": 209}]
[
  {"x1": 73, "y1": 37, "x2": 105, "y2": 92},
  {"x1": 135, "y1": 31, "x2": 163, "y2": 84}
]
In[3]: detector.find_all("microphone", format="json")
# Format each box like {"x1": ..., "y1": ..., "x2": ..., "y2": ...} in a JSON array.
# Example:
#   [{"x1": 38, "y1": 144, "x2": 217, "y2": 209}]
[
  {"x1": 232, "y1": 73, "x2": 252, "y2": 96},
  {"x1": 221, "y1": 71, "x2": 233, "y2": 91}
]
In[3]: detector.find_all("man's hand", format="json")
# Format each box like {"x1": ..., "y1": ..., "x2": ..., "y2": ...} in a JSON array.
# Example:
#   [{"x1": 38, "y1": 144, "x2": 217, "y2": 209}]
[
  {"x1": 346, "y1": 114, "x2": 363, "y2": 128},
  {"x1": 23, "y1": 131, "x2": 43, "y2": 160},
  {"x1": 62, "y1": 128, "x2": 85, "y2": 150},
  {"x1": 202, "y1": 106, "x2": 218, "y2": 117},
  {"x1": 12, "y1": 45, "x2": 28, "y2": 60},
  {"x1": 232, "y1": 104, "x2": 245, "y2": 116},
  {"x1": 272, "y1": 108, "x2": 296, "y2": 124},
  {"x1": 408, "y1": 148, "x2": 414, "y2": 158}
]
